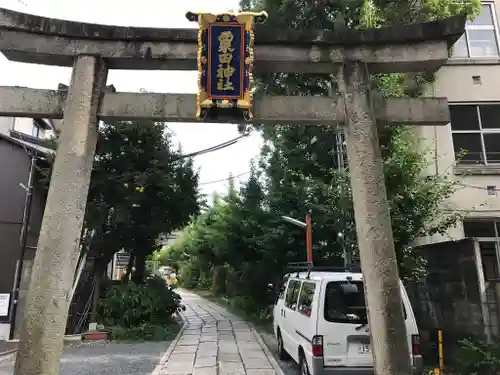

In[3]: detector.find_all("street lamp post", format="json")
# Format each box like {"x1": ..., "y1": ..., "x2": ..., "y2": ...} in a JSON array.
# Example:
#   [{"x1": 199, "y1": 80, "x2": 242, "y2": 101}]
[{"x1": 281, "y1": 213, "x2": 313, "y2": 265}]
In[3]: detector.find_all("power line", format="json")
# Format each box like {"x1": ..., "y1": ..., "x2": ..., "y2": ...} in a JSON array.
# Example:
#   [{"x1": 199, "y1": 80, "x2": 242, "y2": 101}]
[
  {"x1": 174, "y1": 133, "x2": 249, "y2": 161},
  {"x1": 198, "y1": 171, "x2": 250, "y2": 186},
  {"x1": 456, "y1": 181, "x2": 500, "y2": 192}
]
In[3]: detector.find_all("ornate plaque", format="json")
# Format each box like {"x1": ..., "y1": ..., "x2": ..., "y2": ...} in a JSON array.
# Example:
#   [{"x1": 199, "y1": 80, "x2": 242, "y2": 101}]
[{"x1": 186, "y1": 11, "x2": 268, "y2": 121}]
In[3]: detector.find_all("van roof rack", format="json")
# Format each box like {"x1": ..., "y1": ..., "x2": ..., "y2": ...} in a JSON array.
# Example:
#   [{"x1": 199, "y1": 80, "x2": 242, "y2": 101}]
[{"x1": 286, "y1": 262, "x2": 361, "y2": 279}]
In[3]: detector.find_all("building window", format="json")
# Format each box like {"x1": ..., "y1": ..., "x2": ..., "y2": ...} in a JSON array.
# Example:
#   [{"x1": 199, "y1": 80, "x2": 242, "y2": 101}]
[
  {"x1": 452, "y1": 3, "x2": 500, "y2": 58},
  {"x1": 464, "y1": 219, "x2": 500, "y2": 281},
  {"x1": 451, "y1": 104, "x2": 500, "y2": 165}
]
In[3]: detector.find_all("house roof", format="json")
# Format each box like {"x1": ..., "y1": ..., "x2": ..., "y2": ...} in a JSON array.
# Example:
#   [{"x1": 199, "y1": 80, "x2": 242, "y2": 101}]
[{"x1": 0, "y1": 132, "x2": 54, "y2": 156}]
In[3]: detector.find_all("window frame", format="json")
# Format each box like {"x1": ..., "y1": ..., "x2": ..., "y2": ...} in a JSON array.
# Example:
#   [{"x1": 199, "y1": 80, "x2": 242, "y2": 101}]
[
  {"x1": 463, "y1": 218, "x2": 500, "y2": 281},
  {"x1": 297, "y1": 281, "x2": 316, "y2": 317},
  {"x1": 450, "y1": 103, "x2": 500, "y2": 166},
  {"x1": 452, "y1": 2, "x2": 500, "y2": 58}
]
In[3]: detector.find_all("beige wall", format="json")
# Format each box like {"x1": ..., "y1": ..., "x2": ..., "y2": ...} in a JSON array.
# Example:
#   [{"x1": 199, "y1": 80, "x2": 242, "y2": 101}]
[{"x1": 417, "y1": 0, "x2": 500, "y2": 243}]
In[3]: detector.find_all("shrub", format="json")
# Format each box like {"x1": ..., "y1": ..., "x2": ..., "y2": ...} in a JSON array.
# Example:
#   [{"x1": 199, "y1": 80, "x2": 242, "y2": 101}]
[
  {"x1": 98, "y1": 276, "x2": 181, "y2": 328},
  {"x1": 178, "y1": 261, "x2": 200, "y2": 289},
  {"x1": 452, "y1": 337, "x2": 500, "y2": 375},
  {"x1": 109, "y1": 323, "x2": 180, "y2": 341}
]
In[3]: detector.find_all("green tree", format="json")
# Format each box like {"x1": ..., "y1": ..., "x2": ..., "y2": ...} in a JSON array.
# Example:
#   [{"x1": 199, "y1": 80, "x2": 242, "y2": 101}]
[
  {"x1": 39, "y1": 120, "x2": 201, "y2": 283},
  {"x1": 235, "y1": 0, "x2": 478, "y2": 281},
  {"x1": 164, "y1": 0, "x2": 481, "y2": 318}
]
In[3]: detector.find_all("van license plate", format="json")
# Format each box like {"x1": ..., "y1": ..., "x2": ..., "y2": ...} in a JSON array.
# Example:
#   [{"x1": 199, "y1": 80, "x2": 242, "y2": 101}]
[{"x1": 358, "y1": 344, "x2": 371, "y2": 354}]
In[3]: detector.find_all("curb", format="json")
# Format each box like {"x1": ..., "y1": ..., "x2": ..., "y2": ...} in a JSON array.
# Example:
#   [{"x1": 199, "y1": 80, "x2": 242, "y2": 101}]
[
  {"x1": 250, "y1": 325, "x2": 287, "y2": 375},
  {"x1": 151, "y1": 310, "x2": 188, "y2": 375}
]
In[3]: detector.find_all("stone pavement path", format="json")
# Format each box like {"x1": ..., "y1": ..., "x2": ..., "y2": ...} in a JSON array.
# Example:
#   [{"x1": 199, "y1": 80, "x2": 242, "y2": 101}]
[{"x1": 157, "y1": 290, "x2": 280, "y2": 375}]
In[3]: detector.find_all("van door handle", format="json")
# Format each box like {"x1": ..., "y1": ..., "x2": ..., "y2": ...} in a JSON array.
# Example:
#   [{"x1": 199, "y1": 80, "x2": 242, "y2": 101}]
[{"x1": 283, "y1": 309, "x2": 286, "y2": 318}]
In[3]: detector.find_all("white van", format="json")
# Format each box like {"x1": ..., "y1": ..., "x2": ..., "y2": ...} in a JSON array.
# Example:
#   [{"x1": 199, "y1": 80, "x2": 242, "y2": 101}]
[{"x1": 272, "y1": 269, "x2": 423, "y2": 375}]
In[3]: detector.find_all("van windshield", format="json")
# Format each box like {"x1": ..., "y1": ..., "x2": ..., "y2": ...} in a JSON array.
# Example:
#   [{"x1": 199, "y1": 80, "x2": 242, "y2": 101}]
[
  {"x1": 324, "y1": 281, "x2": 407, "y2": 324},
  {"x1": 324, "y1": 281, "x2": 367, "y2": 324}
]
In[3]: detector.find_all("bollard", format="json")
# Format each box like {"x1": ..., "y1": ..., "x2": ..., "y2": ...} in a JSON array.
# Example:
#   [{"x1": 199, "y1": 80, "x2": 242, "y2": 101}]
[{"x1": 431, "y1": 329, "x2": 445, "y2": 375}]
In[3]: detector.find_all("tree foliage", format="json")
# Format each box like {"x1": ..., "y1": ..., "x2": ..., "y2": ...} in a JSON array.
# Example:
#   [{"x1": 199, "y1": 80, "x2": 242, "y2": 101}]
[
  {"x1": 159, "y1": 0, "x2": 480, "y2": 317},
  {"x1": 38, "y1": 120, "x2": 201, "y2": 283}
]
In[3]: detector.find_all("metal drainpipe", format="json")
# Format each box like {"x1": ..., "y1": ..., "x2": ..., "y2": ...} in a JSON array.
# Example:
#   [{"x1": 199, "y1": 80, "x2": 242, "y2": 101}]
[{"x1": 9, "y1": 150, "x2": 37, "y2": 340}]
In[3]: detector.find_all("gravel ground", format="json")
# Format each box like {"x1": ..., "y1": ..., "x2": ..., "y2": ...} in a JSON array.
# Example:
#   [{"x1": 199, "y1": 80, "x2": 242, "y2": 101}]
[
  {"x1": 0, "y1": 341, "x2": 171, "y2": 375},
  {"x1": 258, "y1": 330, "x2": 300, "y2": 375}
]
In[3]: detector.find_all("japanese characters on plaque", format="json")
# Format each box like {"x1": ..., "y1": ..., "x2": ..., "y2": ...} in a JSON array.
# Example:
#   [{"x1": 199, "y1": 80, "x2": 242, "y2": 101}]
[{"x1": 186, "y1": 11, "x2": 268, "y2": 121}]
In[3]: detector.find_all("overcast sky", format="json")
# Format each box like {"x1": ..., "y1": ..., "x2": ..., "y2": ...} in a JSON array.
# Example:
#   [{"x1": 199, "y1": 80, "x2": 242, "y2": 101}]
[{"x1": 0, "y1": 0, "x2": 264, "y2": 199}]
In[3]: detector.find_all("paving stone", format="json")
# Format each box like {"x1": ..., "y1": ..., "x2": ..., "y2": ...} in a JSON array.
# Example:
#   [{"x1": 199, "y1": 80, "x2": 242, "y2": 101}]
[
  {"x1": 183, "y1": 332, "x2": 201, "y2": 337},
  {"x1": 177, "y1": 340, "x2": 200, "y2": 346},
  {"x1": 218, "y1": 362, "x2": 245, "y2": 375},
  {"x1": 162, "y1": 363, "x2": 194, "y2": 374},
  {"x1": 240, "y1": 350, "x2": 268, "y2": 359},
  {"x1": 197, "y1": 346, "x2": 218, "y2": 353},
  {"x1": 238, "y1": 343, "x2": 262, "y2": 351},
  {"x1": 242, "y1": 359, "x2": 273, "y2": 369},
  {"x1": 200, "y1": 335, "x2": 218, "y2": 342},
  {"x1": 193, "y1": 366, "x2": 217, "y2": 375},
  {"x1": 219, "y1": 336, "x2": 235, "y2": 342},
  {"x1": 194, "y1": 356, "x2": 217, "y2": 368},
  {"x1": 246, "y1": 370, "x2": 278, "y2": 375},
  {"x1": 173, "y1": 346, "x2": 198, "y2": 354},
  {"x1": 218, "y1": 353, "x2": 242, "y2": 362},
  {"x1": 168, "y1": 353, "x2": 196, "y2": 362}
]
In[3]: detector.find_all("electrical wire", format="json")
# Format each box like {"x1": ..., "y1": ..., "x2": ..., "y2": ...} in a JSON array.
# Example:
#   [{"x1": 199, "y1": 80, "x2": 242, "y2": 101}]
[
  {"x1": 443, "y1": 208, "x2": 500, "y2": 213},
  {"x1": 174, "y1": 133, "x2": 249, "y2": 161},
  {"x1": 198, "y1": 171, "x2": 250, "y2": 186},
  {"x1": 456, "y1": 181, "x2": 500, "y2": 192}
]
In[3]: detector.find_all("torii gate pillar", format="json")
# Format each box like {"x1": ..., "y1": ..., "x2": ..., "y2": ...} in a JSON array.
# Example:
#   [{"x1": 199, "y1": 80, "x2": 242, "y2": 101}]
[
  {"x1": 14, "y1": 55, "x2": 108, "y2": 375},
  {"x1": 338, "y1": 61, "x2": 410, "y2": 374}
]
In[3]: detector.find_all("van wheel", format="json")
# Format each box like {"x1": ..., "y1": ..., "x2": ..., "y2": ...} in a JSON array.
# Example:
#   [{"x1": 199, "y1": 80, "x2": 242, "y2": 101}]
[
  {"x1": 299, "y1": 352, "x2": 310, "y2": 375},
  {"x1": 277, "y1": 331, "x2": 289, "y2": 360}
]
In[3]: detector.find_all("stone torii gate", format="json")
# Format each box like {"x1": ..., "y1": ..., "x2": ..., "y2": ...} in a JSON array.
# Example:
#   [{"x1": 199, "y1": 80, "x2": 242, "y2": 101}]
[{"x1": 0, "y1": 8, "x2": 465, "y2": 375}]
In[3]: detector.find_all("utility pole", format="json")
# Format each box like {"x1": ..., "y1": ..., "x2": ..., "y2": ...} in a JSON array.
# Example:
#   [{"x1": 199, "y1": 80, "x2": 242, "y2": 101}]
[
  {"x1": 335, "y1": 130, "x2": 351, "y2": 267},
  {"x1": 9, "y1": 149, "x2": 37, "y2": 340}
]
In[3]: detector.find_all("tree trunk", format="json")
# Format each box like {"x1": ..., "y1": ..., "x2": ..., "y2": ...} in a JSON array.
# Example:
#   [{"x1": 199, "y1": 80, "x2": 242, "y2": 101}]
[
  {"x1": 122, "y1": 253, "x2": 135, "y2": 283},
  {"x1": 132, "y1": 252, "x2": 147, "y2": 284},
  {"x1": 211, "y1": 265, "x2": 226, "y2": 296}
]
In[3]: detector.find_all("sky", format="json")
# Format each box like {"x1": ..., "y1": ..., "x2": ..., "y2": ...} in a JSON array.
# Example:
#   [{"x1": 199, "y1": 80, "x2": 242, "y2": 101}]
[{"x1": 0, "y1": 0, "x2": 264, "y2": 199}]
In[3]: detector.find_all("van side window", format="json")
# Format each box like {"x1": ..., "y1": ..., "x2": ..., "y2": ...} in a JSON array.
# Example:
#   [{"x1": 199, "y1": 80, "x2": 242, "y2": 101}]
[
  {"x1": 298, "y1": 282, "x2": 316, "y2": 317},
  {"x1": 278, "y1": 275, "x2": 290, "y2": 300},
  {"x1": 285, "y1": 280, "x2": 301, "y2": 310}
]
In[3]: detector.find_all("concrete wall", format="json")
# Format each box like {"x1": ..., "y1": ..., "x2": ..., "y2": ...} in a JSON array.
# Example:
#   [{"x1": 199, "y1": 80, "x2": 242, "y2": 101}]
[
  {"x1": 417, "y1": 0, "x2": 500, "y2": 243},
  {"x1": 408, "y1": 239, "x2": 487, "y2": 363}
]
